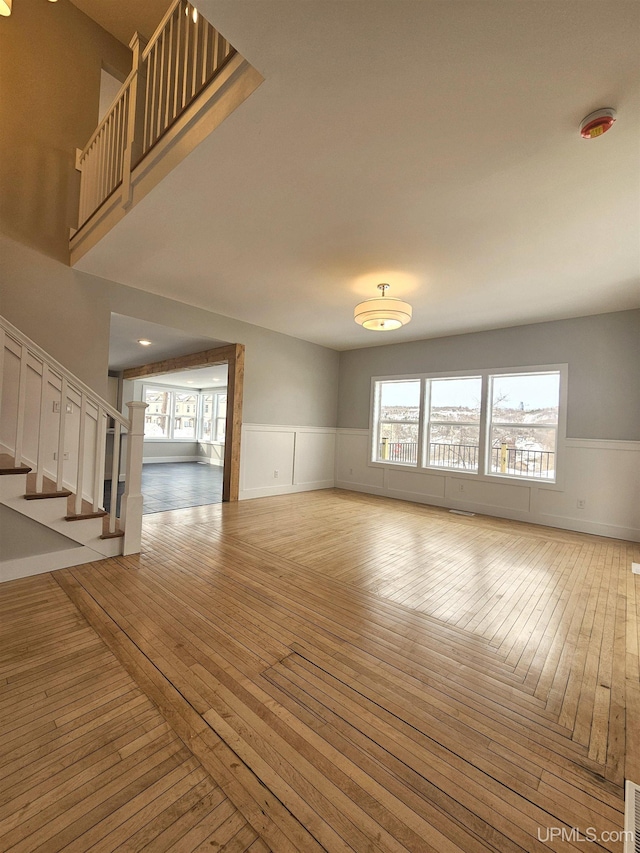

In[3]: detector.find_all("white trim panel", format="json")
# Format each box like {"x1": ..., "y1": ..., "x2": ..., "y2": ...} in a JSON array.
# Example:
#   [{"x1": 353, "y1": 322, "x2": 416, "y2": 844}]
[
  {"x1": 240, "y1": 424, "x2": 336, "y2": 500},
  {"x1": 336, "y1": 430, "x2": 640, "y2": 541}
]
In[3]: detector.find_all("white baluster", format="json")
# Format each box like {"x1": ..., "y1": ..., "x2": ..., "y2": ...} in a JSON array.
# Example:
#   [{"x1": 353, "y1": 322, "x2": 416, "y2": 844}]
[
  {"x1": 121, "y1": 401, "x2": 147, "y2": 555},
  {"x1": 14, "y1": 347, "x2": 28, "y2": 467},
  {"x1": 35, "y1": 363, "x2": 49, "y2": 493},
  {"x1": 75, "y1": 393, "x2": 87, "y2": 515},
  {"x1": 56, "y1": 376, "x2": 68, "y2": 491}
]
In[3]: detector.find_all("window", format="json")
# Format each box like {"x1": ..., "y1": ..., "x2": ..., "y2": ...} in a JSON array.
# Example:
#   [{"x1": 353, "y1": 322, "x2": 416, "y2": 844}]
[
  {"x1": 487, "y1": 372, "x2": 559, "y2": 480},
  {"x1": 426, "y1": 377, "x2": 481, "y2": 471},
  {"x1": 215, "y1": 394, "x2": 227, "y2": 442},
  {"x1": 144, "y1": 389, "x2": 171, "y2": 438},
  {"x1": 371, "y1": 367, "x2": 563, "y2": 482},
  {"x1": 143, "y1": 386, "x2": 227, "y2": 442},
  {"x1": 373, "y1": 380, "x2": 421, "y2": 466},
  {"x1": 199, "y1": 391, "x2": 226, "y2": 442},
  {"x1": 173, "y1": 393, "x2": 197, "y2": 439}
]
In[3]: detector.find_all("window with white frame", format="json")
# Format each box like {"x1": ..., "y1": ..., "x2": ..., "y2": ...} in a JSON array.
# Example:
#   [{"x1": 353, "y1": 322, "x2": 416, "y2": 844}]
[
  {"x1": 143, "y1": 386, "x2": 227, "y2": 442},
  {"x1": 199, "y1": 391, "x2": 227, "y2": 442},
  {"x1": 426, "y1": 376, "x2": 482, "y2": 471},
  {"x1": 372, "y1": 368, "x2": 562, "y2": 482},
  {"x1": 373, "y1": 379, "x2": 421, "y2": 466}
]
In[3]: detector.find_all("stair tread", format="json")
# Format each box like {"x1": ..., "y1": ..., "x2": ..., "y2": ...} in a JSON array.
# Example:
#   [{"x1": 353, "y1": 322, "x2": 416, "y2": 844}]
[
  {"x1": 25, "y1": 490, "x2": 73, "y2": 500},
  {"x1": 65, "y1": 510, "x2": 108, "y2": 521},
  {"x1": 100, "y1": 528, "x2": 125, "y2": 539},
  {"x1": 0, "y1": 453, "x2": 32, "y2": 475}
]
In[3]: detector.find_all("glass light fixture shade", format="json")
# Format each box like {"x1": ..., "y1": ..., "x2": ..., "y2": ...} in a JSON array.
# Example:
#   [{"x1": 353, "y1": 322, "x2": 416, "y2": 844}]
[
  {"x1": 354, "y1": 296, "x2": 413, "y2": 331},
  {"x1": 0, "y1": 0, "x2": 12, "y2": 16}
]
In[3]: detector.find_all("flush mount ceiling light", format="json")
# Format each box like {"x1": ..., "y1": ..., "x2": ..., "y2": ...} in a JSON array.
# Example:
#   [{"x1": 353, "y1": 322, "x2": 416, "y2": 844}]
[
  {"x1": 0, "y1": 0, "x2": 12, "y2": 16},
  {"x1": 580, "y1": 108, "x2": 616, "y2": 139},
  {"x1": 354, "y1": 283, "x2": 413, "y2": 331},
  {"x1": 137, "y1": 339, "x2": 152, "y2": 346}
]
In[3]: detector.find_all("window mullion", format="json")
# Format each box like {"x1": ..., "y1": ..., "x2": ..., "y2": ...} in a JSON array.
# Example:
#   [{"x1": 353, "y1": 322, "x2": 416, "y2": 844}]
[
  {"x1": 478, "y1": 374, "x2": 490, "y2": 477},
  {"x1": 416, "y1": 378, "x2": 427, "y2": 470}
]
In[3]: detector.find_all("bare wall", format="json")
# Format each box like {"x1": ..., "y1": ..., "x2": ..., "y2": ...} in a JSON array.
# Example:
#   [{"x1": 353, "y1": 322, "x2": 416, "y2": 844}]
[
  {"x1": 1, "y1": 236, "x2": 339, "y2": 428},
  {"x1": 337, "y1": 310, "x2": 640, "y2": 440},
  {"x1": 0, "y1": 0, "x2": 131, "y2": 262}
]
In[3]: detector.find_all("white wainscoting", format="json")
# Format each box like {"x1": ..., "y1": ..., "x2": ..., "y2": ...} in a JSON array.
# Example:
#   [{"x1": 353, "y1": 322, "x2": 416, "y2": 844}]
[
  {"x1": 240, "y1": 424, "x2": 336, "y2": 500},
  {"x1": 335, "y1": 429, "x2": 640, "y2": 542}
]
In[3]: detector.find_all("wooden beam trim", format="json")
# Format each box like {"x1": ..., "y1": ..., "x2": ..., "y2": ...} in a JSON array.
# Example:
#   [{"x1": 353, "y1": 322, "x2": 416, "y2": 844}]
[{"x1": 122, "y1": 344, "x2": 238, "y2": 380}]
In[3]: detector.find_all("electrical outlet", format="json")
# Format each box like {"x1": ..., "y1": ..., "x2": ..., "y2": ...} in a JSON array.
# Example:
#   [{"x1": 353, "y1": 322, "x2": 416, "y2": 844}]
[
  {"x1": 458, "y1": 482, "x2": 464, "y2": 492},
  {"x1": 53, "y1": 451, "x2": 70, "y2": 461},
  {"x1": 274, "y1": 469, "x2": 279, "y2": 479},
  {"x1": 349, "y1": 468, "x2": 354, "y2": 475},
  {"x1": 577, "y1": 499, "x2": 586, "y2": 509},
  {"x1": 53, "y1": 401, "x2": 73, "y2": 414}
]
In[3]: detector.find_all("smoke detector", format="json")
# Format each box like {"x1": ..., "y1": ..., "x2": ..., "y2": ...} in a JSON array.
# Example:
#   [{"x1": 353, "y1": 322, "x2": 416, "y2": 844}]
[{"x1": 580, "y1": 108, "x2": 616, "y2": 139}]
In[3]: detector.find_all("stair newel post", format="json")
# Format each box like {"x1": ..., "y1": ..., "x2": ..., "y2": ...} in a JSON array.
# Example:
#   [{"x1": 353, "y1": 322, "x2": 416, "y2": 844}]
[
  {"x1": 121, "y1": 401, "x2": 147, "y2": 555},
  {"x1": 122, "y1": 32, "x2": 148, "y2": 209},
  {"x1": 109, "y1": 424, "x2": 121, "y2": 534}
]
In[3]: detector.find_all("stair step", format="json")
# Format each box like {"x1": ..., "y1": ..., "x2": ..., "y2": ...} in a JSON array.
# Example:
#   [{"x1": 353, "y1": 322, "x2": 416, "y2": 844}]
[
  {"x1": 25, "y1": 490, "x2": 73, "y2": 500},
  {"x1": 65, "y1": 510, "x2": 108, "y2": 521},
  {"x1": 100, "y1": 529, "x2": 124, "y2": 540},
  {"x1": 0, "y1": 453, "x2": 32, "y2": 475}
]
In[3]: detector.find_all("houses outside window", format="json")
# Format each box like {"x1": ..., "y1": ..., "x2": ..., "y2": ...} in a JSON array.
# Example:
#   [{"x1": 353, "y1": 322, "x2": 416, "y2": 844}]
[
  {"x1": 143, "y1": 386, "x2": 227, "y2": 442},
  {"x1": 371, "y1": 367, "x2": 564, "y2": 483}
]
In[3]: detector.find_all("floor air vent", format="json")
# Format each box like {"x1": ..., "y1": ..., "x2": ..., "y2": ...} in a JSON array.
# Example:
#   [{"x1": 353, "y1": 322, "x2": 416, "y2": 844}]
[{"x1": 624, "y1": 780, "x2": 640, "y2": 853}]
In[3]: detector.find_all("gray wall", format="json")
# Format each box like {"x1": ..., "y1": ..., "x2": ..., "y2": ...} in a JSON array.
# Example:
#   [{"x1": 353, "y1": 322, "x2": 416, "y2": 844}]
[
  {"x1": 337, "y1": 310, "x2": 640, "y2": 441},
  {"x1": 1, "y1": 236, "x2": 340, "y2": 428}
]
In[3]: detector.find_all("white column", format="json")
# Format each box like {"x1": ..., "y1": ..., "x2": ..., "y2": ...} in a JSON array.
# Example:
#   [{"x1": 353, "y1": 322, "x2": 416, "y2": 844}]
[{"x1": 121, "y1": 401, "x2": 147, "y2": 555}]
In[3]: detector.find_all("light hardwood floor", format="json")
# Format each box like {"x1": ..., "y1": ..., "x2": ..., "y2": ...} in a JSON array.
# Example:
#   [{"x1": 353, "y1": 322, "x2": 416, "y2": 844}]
[{"x1": 1, "y1": 488, "x2": 639, "y2": 852}]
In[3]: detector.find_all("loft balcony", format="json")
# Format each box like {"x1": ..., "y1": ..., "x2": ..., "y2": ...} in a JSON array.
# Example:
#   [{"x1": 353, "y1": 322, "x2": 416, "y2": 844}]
[{"x1": 69, "y1": 0, "x2": 262, "y2": 266}]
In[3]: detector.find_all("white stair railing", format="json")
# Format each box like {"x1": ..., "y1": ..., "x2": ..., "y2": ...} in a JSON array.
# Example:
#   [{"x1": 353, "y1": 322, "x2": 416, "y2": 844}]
[
  {"x1": 0, "y1": 315, "x2": 147, "y2": 555},
  {"x1": 75, "y1": 0, "x2": 235, "y2": 227}
]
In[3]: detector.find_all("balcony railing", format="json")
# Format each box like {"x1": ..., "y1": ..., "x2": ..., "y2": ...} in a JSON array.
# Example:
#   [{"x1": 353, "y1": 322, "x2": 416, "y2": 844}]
[
  {"x1": 378, "y1": 440, "x2": 555, "y2": 479},
  {"x1": 75, "y1": 0, "x2": 237, "y2": 229},
  {"x1": 490, "y1": 446, "x2": 555, "y2": 479}
]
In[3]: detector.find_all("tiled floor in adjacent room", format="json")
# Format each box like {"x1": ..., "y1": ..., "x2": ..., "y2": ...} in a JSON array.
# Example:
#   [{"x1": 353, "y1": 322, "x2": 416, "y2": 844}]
[
  {"x1": 105, "y1": 461, "x2": 223, "y2": 515},
  {"x1": 142, "y1": 462, "x2": 223, "y2": 514}
]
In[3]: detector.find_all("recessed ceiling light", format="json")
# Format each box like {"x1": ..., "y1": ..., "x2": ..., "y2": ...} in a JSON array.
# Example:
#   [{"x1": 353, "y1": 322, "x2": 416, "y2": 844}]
[
  {"x1": 138, "y1": 339, "x2": 152, "y2": 346},
  {"x1": 186, "y1": 381, "x2": 194, "y2": 384}
]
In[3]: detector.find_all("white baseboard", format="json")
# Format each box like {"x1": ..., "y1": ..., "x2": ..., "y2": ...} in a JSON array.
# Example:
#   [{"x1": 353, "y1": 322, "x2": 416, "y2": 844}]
[
  {"x1": 335, "y1": 431, "x2": 640, "y2": 542},
  {"x1": 240, "y1": 481, "x2": 334, "y2": 501},
  {"x1": 143, "y1": 455, "x2": 201, "y2": 464}
]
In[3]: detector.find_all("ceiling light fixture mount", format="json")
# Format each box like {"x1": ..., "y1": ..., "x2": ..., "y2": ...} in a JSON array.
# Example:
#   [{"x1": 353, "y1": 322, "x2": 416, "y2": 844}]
[{"x1": 354, "y1": 283, "x2": 413, "y2": 331}]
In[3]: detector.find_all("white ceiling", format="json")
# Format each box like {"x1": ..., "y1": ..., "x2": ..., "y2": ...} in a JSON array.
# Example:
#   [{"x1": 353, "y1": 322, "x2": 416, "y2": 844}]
[
  {"x1": 138, "y1": 364, "x2": 228, "y2": 388},
  {"x1": 108, "y1": 313, "x2": 229, "y2": 371},
  {"x1": 77, "y1": 1, "x2": 640, "y2": 351}
]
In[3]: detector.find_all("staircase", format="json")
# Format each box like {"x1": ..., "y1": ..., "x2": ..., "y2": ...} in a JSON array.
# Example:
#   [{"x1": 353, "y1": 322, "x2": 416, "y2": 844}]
[{"x1": 0, "y1": 315, "x2": 146, "y2": 582}]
